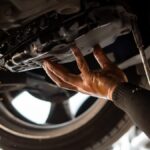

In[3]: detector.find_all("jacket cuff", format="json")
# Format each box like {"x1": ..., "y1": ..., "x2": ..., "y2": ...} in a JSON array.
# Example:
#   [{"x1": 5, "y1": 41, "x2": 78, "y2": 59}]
[{"x1": 112, "y1": 83, "x2": 142, "y2": 109}]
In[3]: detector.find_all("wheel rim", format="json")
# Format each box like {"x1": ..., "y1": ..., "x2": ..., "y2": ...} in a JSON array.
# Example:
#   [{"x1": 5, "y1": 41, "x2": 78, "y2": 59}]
[{"x1": 0, "y1": 89, "x2": 107, "y2": 139}]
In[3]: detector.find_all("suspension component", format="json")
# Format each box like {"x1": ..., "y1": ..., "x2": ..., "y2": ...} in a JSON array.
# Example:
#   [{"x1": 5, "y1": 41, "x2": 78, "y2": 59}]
[{"x1": 132, "y1": 22, "x2": 150, "y2": 86}]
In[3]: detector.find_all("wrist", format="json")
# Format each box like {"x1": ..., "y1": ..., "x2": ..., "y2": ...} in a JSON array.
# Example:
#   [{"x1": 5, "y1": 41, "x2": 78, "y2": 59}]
[{"x1": 108, "y1": 83, "x2": 120, "y2": 101}]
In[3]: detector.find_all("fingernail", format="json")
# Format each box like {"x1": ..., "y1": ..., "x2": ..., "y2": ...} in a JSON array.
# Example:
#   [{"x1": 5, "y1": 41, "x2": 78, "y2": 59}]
[
  {"x1": 71, "y1": 47, "x2": 79, "y2": 55},
  {"x1": 42, "y1": 64, "x2": 46, "y2": 71},
  {"x1": 71, "y1": 49, "x2": 75, "y2": 56},
  {"x1": 71, "y1": 47, "x2": 76, "y2": 52},
  {"x1": 94, "y1": 44, "x2": 101, "y2": 48},
  {"x1": 42, "y1": 61, "x2": 46, "y2": 66}
]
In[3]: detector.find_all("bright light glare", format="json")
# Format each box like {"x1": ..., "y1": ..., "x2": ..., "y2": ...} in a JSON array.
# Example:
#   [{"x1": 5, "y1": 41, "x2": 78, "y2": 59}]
[
  {"x1": 12, "y1": 91, "x2": 51, "y2": 124},
  {"x1": 12, "y1": 91, "x2": 90, "y2": 124},
  {"x1": 112, "y1": 127, "x2": 150, "y2": 150},
  {"x1": 69, "y1": 92, "x2": 90, "y2": 116},
  {"x1": 131, "y1": 132, "x2": 150, "y2": 150}
]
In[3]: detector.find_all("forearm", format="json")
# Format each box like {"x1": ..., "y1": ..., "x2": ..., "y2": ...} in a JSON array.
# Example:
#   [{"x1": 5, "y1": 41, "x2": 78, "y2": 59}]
[{"x1": 112, "y1": 83, "x2": 150, "y2": 138}]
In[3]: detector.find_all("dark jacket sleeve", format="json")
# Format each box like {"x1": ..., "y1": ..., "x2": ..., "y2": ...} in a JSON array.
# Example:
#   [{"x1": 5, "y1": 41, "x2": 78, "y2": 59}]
[{"x1": 112, "y1": 83, "x2": 150, "y2": 138}]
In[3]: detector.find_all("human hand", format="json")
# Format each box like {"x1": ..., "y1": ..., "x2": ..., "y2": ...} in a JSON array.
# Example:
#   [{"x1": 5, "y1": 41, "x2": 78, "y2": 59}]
[{"x1": 43, "y1": 45, "x2": 127, "y2": 100}]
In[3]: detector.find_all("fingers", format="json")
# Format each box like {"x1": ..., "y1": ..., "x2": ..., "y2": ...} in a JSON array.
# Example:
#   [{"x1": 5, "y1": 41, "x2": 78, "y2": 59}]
[
  {"x1": 93, "y1": 44, "x2": 112, "y2": 69},
  {"x1": 43, "y1": 64, "x2": 77, "y2": 90},
  {"x1": 43, "y1": 60, "x2": 81, "y2": 86},
  {"x1": 71, "y1": 46, "x2": 89, "y2": 75}
]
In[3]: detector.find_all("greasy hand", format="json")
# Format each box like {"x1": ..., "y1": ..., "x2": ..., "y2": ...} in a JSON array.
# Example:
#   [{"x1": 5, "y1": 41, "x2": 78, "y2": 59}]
[{"x1": 43, "y1": 45, "x2": 127, "y2": 100}]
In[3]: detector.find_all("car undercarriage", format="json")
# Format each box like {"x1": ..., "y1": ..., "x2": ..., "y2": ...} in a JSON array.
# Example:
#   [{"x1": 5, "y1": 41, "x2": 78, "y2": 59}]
[{"x1": 0, "y1": 0, "x2": 150, "y2": 150}]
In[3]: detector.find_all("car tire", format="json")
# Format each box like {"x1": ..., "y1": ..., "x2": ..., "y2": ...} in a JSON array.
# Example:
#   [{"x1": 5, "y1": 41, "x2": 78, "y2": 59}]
[{"x1": 0, "y1": 98, "x2": 132, "y2": 150}]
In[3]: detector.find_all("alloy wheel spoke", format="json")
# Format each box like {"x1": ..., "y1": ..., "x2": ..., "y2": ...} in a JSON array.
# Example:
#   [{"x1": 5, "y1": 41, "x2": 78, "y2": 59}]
[{"x1": 46, "y1": 100, "x2": 73, "y2": 124}]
